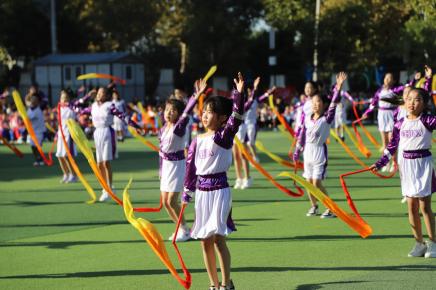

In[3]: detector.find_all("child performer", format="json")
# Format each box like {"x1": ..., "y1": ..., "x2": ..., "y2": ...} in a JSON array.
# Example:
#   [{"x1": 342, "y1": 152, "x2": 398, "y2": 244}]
[
  {"x1": 334, "y1": 90, "x2": 354, "y2": 141},
  {"x1": 294, "y1": 81, "x2": 318, "y2": 144},
  {"x1": 160, "y1": 79, "x2": 207, "y2": 242},
  {"x1": 182, "y1": 73, "x2": 245, "y2": 290},
  {"x1": 56, "y1": 89, "x2": 78, "y2": 183},
  {"x1": 293, "y1": 72, "x2": 347, "y2": 218},
  {"x1": 26, "y1": 94, "x2": 46, "y2": 166},
  {"x1": 91, "y1": 87, "x2": 141, "y2": 202},
  {"x1": 112, "y1": 90, "x2": 127, "y2": 142},
  {"x1": 370, "y1": 85, "x2": 435, "y2": 259}
]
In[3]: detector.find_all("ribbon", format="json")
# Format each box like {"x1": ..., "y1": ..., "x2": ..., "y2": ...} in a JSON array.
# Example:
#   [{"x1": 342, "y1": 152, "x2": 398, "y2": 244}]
[
  {"x1": 66, "y1": 119, "x2": 162, "y2": 212},
  {"x1": 330, "y1": 129, "x2": 397, "y2": 179},
  {"x1": 198, "y1": 66, "x2": 217, "y2": 116},
  {"x1": 0, "y1": 135, "x2": 24, "y2": 158},
  {"x1": 123, "y1": 179, "x2": 191, "y2": 289},
  {"x1": 268, "y1": 96, "x2": 295, "y2": 136},
  {"x1": 352, "y1": 102, "x2": 382, "y2": 149},
  {"x1": 77, "y1": 73, "x2": 126, "y2": 85},
  {"x1": 255, "y1": 140, "x2": 303, "y2": 169},
  {"x1": 234, "y1": 137, "x2": 304, "y2": 197},
  {"x1": 57, "y1": 104, "x2": 97, "y2": 204},
  {"x1": 278, "y1": 171, "x2": 372, "y2": 238},
  {"x1": 45, "y1": 122, "x2": 56, "y2": 134},
  {"x1": 278, "y1": 125, "x2": 294, "y2": 142},
  {"x1": 343, "y1": 124, "x2": 371, "y2": 158},
  {"x1": 127, "y1": 127, "x2": 159, "y2": 152},
  {"x1": 12, "y1": 90, "x2": 53, "y2": 166}
]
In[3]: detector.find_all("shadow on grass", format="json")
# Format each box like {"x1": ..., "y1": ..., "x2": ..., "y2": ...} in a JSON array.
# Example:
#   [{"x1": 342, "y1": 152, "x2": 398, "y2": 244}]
[
  {"x1": 1, "y1": 264, "x2": 435, "y2": 280},
  {"x1": 296, "y1": 280, "x2": 369, "y2": 289}
]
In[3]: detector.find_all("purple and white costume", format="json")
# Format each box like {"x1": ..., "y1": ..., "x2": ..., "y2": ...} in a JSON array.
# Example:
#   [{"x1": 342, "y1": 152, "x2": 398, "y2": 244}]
[
  {"x1": 294, "y1": 88, "x2": 340, "y2": 180},
  {"x1": 334, "y1": 91, "x2": 354, "y2": 128},
  {"x1": 91, "y1": 102, "x2": 138, "y2": 162},
  {"x1": 243, "y1": 91, "x2": 269, "y2": 146},
  {"x1": 112, "y1": 99, "x2": 127, "y2": 132},
  {"x1": 183, "y1": 90, "x2": 244, "y2": 239},
  {"x1": 375, "y1": 114, "x2": 436, "y2": 197},
  {"x1": 56, "y1": 105, "x2": 77, "y2": 157},
  {"x1": 159, "y1": 96, "x2": 196, "y2": 192},
  {"x1": 27, "y1": 106, "x2": 45, "y2": 146}
]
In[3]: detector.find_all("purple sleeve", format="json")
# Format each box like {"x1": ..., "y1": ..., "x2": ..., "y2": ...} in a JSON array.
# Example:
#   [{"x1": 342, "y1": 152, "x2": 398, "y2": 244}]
[
  {"x1": 244, "y1": 99, "x2": 254, "y2": 112},
  {"x1": 213, "y1": 90, "x2": 245, "y2": 149},
  {"x1": 393, "y1": 107, "x2": 399, "y2": 123},
  {"x1": 110, "y1": 103, "x2": 140, "y2": 129},
  {"x1": 424, "y1": 75, "x2": 433, "y2": 93},
  {"x1": 375, "y1": 120, "x2": 402, "y2": 169},
  {"x1": 341, "y1": 91, "x2": 354, "y2": 102},
  {"x1": 257, "y1": 92, "x2": 269, "y2": 103},
  {"x1": 421, "y1": 114, "x2": 436, "y2": 132},
  {"x1": 391, "y1": 84, "x2": 405, "y2": 94},
  {"x1": 325, "y1": 87, "x2": 340, "y2": 124},
  {"x1": 174, "y1": 95, "x2": 197, "y2": 137},
  {"x1": 79, "y1": 107, "x2": 91, "y2": 115},
  {"x1": 294, "y1": 111, "x2": 306, "y2": 141},
  {"x1": 363, "y1": 89, "x2": 380, "y2": 115},
  {"x1": 184, "y1": 137, "x2": 198, "y2": 192},
  {"x1": 71, "y1": 94, "x2": 91, "y2": 110}
]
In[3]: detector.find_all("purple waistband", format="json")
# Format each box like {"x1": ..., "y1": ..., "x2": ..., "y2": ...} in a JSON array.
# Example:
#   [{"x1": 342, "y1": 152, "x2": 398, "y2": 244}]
[
  {"x1": 159, "y1": 150, "x2": 185, "y2": 161},
  {"x1": 198, "y1": 172, "x2": 229, "y2": 191},
  {"x1": 379, "y1": 107, "x2": 396, "y2": 111},
  {"x1": 403, "y1": 149, "x2": 432, "y2": 159}
]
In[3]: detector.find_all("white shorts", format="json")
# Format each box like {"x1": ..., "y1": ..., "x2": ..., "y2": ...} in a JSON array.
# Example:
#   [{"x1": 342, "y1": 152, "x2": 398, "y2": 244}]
[
  {"x1": 113, "y1": 117, "x2": 125, "y2": 131},
  {"x1": 29, "y1": 132, "x2": 44, "y2": 146},
  {"x1": 191, "y1": 187, "x2": 234, "y2": 239},
  {"x1": 334, "y1": 108, "x2": 345, "y2": 128},
  {"x1": 303, "y1": 143, "x2": 328, "y2": 180},
  {"x1": 93, "y1": 127, "x2": 117, "y2": 162},
  {"x1": 160, "y1": 159, "x2": 186, "y2": 192},
  {"x1": 400, "y1": 156, "x2": 435, "y2": 198},
  {"x1": 236, "y1": 123, "x2": 247, "y2": 142},
  {"x1": 377, "y1": 110, "x2": 394, "y2": 132},
  {"x1": 245, "y1": 123, "x2": 257, "y2": 145},
  {"x1": 56, "y1": 132, "x2": 77, "y2": 157}
]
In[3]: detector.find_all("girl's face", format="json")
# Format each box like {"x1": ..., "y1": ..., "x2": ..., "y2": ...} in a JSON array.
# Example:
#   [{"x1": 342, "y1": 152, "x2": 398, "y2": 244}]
[
  {"x1": 202, "y1": 104, "x2": 226, "y2": 131},
  {"x1": 383, "y1": 73, "x2": 394, "y2": 87},
  {"x1": 96, "y1": 88, "x2": 106, "y2": 102},
  {"x1": 405, "y1": 90, "x2": 424, "y2": 116},
  {"x1": 112, "y1": 92, "x2": 119, "y2": 100},
  {"x1": 402, "y1": 86, "x2": 411, "y2": 98},
  {"x1": 164, "y1": 103, "x2": 179, "y2": 124},
  {"x1": 311, "y1": 95, "x2": 325, "y2": 115},
  {"x1": 304, "y1": 82, "x2": 315, "y2": 97},
  {"x1": 60, "y1": 92, "x2": 69, "y2": 104}
]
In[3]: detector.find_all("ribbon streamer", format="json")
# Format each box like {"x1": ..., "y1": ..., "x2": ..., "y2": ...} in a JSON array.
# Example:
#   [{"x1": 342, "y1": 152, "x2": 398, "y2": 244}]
[
  {"x1": 235, "y1": 137, "x2": 304, "y2": 197},
  {"x1": 268, "y1": 96, "x2": 295, "y2": 136},
  {"x1": 330, "y1": 129, "x2": 397, "y2": 179},
  {"x1": 0, "y1": 136, "x2": 24, "y2": 158},
  {"x1": 123, "y1": 179, "x2": 191, "y2": 289},
  {"x1": 77, "y1": 73, "x2": 126, "y2": 85},
  {"x1": 352, "y1": 102, "x2": 382, "y2": 149},
  {"x1": 57, "y1": 104, "x2": 97, "y2": 203},
  {"x1": 45, "y1": 122, "x2": 56, "y2": 134},
  {"x1": 278, "y1": 171, "x2": 372, "y2": 238},
  {"x1": 66, "y1": 119, "x2": 162, "y2": 212},
  {"x1": 255, "y1": 140, "x2": 303, "y2": 169},
  {"x1": 12, "y1": 90, "x2": 53, "y2": 166},
  {"x1": 343, "y1": 124, "x2": 371, "y2": 158},
  {"x1": 128, "y1": 127, "x2": 159, "y2": 152}
]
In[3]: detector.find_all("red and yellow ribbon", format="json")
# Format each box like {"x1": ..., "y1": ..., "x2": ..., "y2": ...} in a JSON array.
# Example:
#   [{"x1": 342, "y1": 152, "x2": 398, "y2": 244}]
[
  {"x1": 255, "y1": 140, "x2": 303, "y2": 169},
  {"x1": 77, "y1": 73, "x2": 126, "y2": 85},
  {"x1": 123, "y1": 179, "x2": 191, "y2": 289},
  {"x1": 0, "y1": 135, "x2": 24, "y2": 158},
  {"x1": 268, "y1": 96, "x2": 295, "y2": 137},
  {"x1": 343, "y1": 124, "x2": 371, "y2": 158},
  {"x1": 57, "y1": 104, "x2": 97, "y2": 203},
  {"x1": 12, "y1": 90, "x2": 53, "y2": 166},
  {"x1": 66, "y1": 119, "x2": 162, "y2": 212},
  {"x1": 128, "y1": 127, "x2": 159, "y2": 152},
  {"x1": 352, "y1": 102, "x2": 382, "y2": 150},
  {"x1": 278, "y1": 171, "x2": 372, "y2": 238},
  {"x1": 235, "y1": 137, "x2": 304, "y2": 197}
]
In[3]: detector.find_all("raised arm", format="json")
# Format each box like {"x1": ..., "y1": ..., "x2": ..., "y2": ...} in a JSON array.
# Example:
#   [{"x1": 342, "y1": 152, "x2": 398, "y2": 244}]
[
  {"x1": 362, "y1": 89, "x2": 381, "y2": 117},
  {"x1": 110, "y1": 103, "x2": 141, "y2": 129},
  {"x1": 424, "y1": 65, "x2": 433, "y2": 93},
  {"x1": 326, "y1": 72, "x2": 347, "y2": 124},
  {"x1": 341, "y1": 90, "x2": 354, "y2": 103}
]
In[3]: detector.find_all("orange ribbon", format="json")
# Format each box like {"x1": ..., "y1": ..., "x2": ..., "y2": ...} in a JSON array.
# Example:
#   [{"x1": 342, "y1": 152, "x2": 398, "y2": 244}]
[{"x1": 0, "y1": 136, "x2": 24, "y2": 158}]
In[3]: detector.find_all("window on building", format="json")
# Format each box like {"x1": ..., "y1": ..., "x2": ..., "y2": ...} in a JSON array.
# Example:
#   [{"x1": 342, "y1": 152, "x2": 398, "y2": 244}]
[
  {"x1": 65, "y1": 67, "x2": 71, "y2": 81},
  {"x1": 75, "y1": 67, "x2": 81, "y2": 78},
  {"x1": 126, "y1": 66, "x2": 132, "y2": 80}
]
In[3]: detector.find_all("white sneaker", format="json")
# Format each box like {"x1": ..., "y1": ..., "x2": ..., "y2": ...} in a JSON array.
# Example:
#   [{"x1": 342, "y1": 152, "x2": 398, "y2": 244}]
[
  {"x1": 60, "y1": 175, "x2": 68, "y2": 183},
  {"x1": 66, "y1": 174, "x2": 78, "y2": 183},
  {"x1": 168, "y1": 232, "x2": 176, "y2": 241},
  {"x1": 408, "y1": 242, "x2": 427, "y2": 257},
  {"x1": 233, "y1": 178, "x2": 242, "y2": 189},
  {"x1": 401, "y1": 197, "x2": 407, "y2": 204},
  {"x1": 240, "y1": 177, "x2": 253, "y2": 189},
  {"x1": 99, "y1": 190, "x2": 109, "y2": 202},
  {"x1": 175, "y1": 229, "x2": 191, "y2": 242},
  {"x1": 320, "y1": 209, "x2": 337, "y2": 219},
  {"x1": 306, "y1": 205, "x2": 319, "y2": 216},
  {"x1": 425, "y1": 240, "x2": 436, "y2": 258}
]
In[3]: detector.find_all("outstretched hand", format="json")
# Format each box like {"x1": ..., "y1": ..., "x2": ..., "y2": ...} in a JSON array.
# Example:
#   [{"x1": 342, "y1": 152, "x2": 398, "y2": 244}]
[
  {"x1": 336, "y1": 71, "x2": 347, "y2": 90},
  {"x1": 369, "y1": 164, "x2": 378, "y2": 172},
  {"x1": 425, "y1": 65, "x2": 432, "y2": 78},
  {"x1": 253, "y1": 77, "x2": 260, "y2": 90},
  {"x1": 234, "y1": 72, "x2": 244, "y2": 93},
  {"x1": 194, "y1": 78, "x2": 208, "y2": 99}
]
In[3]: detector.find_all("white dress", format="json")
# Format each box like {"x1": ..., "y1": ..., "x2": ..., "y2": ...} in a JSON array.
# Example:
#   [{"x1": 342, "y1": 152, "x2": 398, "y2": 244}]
[
  {"x1": 27, "y1": 106, "x2": 45, "y2": 146},
  {"x1": 56, "y1": 106, "x2": 77, "y2": 157},
  {"x1": 91, "y1": 102, "x2": 117, "y2": 162}
]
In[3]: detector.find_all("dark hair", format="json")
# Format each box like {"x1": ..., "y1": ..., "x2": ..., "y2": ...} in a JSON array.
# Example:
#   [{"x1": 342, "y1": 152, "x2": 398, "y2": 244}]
[
  {"x1": 312, "y1": 93, "x2": 331, "y2": 107},
  {"x1": 380, "y1": 93, "x2": 404, "y2": 106},
  {"x1": 165, "y1": 98, "x2": 185, "y2": 116},
  {"x1": 204, "y1": 95, "x2": 233, "y2": 119},
  {"x1": 305, "y1": 81, "x2": 319, "y2": 95}
]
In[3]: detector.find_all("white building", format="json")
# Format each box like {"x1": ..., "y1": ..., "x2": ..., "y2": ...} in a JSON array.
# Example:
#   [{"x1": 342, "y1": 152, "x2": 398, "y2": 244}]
[{"x1": 33, "y1": 52, "x2": 145, "y2": 102}]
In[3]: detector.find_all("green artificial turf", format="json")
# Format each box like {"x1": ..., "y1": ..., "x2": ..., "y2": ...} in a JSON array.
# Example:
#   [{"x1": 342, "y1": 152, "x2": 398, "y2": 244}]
[{"x1": 0, "y1": 128, "x2": 435, "y2": 290}]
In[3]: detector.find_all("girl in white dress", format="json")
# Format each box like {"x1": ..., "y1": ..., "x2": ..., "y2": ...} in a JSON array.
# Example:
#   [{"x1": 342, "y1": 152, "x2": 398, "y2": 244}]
[{"x1": 182, "y1": 73, "x2": 245, "y2": 290}]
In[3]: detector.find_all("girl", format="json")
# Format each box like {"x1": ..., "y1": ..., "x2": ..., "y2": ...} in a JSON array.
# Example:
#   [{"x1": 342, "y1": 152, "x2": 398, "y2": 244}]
[
  {"x1": 25, "y1": 94, "x2": 46, "y2": 166},
  {"x1": 56, "y1": 89, "x2": 78, "y2": 183},
  {"x1": 112, "y1": 90, "x2": 127, "y2": 142},
  {"x1": 362, "y1": 73, "x2": 415, "y2": 171},
  {"x1": 370, "y1": 85, "x2": 435, "y2": 258},
  {"x1": 293, "y1": 72, "x2": 347, "y2": 218},
  {"x1": 334, "y1": 90, "x2": 354, "y2": 141},
  {"x1": 294, "y1": 81, "x2": 318, "y2": 144},
  {"x1": 91, "y1": 87, "x2": 141, "y2": 202},
  {"x1": 160, "y1": 79, "x2": 207, "y2": 242},
  {"x1": 182, "y1": 73, "x2": 245, "y2": 290}
]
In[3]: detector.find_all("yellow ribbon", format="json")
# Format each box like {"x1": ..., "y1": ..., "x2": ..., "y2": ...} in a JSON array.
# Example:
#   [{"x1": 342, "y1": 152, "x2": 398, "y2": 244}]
[{"x1": 128, "y1": 127, "x2": 159, "y2": 152}]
